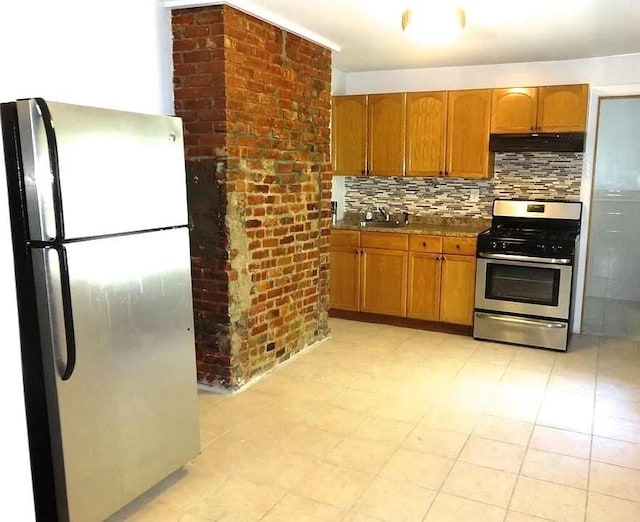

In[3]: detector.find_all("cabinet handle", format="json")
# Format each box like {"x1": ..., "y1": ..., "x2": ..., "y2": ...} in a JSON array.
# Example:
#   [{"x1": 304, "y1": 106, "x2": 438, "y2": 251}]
[
  {"x1": 530, "y1": 126, "x2": 535, "y2": 131},
  {"x1": 456, "y1": 244, "x2": 460, "y2": 249},
  {"x1": 360, "y1": 169, "x2": 366, "y2": 175},
  {"x1": 422, "y1": 241, "x2": 427, "y2": 247}
]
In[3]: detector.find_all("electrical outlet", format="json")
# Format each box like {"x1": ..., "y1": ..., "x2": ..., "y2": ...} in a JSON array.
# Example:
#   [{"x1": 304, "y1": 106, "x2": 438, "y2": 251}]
[{"x1": 469, "y1": 188, "x2": 480, "y2": 202}]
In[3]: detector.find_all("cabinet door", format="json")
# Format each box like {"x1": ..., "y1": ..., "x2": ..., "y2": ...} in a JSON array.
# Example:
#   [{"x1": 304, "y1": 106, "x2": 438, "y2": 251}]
[
  {"x1": 407, "y1": 252, "x2": 442, "y2": 321},
  {"x1": 368, "y1": 93, "x2": 405, "y2": 176},
  {"x1": 491, "y1": 88, "x2": 538, "y2": 134},
  {"x1": 537, "y1": 84, "x2": 588, "y2": 132},
  {"x1": 405, "y1": 91, "x2": 447, "y2": 176},
  {"x1": 330, "y1": 247, "x2": 361, "y2": 311},
  {"x1": 439, "y1": 254, "x2": 477, "y2": 325},
  {"x1": 446, "y1": 90, "x2": 493, "y2": 179},
  {"x1": 360, "y1": 248, "x2": 408, "y2": 316},
  {"x1": 332, "y1": 95, "x2": 367, "y2": 175}
]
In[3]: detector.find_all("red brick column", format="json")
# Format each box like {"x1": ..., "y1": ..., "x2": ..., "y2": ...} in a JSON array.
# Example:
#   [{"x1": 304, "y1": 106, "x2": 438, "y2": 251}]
[{"x1": 172, "y1": 5, "x2": 332, "y2": 387}]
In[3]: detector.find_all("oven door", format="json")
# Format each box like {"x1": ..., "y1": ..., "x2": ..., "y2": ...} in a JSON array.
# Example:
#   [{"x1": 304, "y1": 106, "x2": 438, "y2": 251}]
[{"x1": 475, "y1": 255, "x2": 573, "y2": 320}]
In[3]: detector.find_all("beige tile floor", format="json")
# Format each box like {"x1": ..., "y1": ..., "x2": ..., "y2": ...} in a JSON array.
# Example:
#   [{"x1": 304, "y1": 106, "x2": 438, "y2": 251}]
[
  {"x1": 582, "y1": 296, "x2": 640, "y2": 340},
  {"x1": 110, "y1": 319, "x2": 640, "y2": 522}
]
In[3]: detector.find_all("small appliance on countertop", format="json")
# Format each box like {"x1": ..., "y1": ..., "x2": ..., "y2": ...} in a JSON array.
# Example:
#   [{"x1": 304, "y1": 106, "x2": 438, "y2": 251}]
[{"x1": 473, "y1": 199, "x2": 582, "y2": 351}]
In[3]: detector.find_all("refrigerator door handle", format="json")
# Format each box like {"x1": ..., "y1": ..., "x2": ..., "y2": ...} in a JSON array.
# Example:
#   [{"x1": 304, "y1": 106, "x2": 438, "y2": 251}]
[
  {"x1": 51, "y1": 245, "x2": 76, "y2": 380},
  {"x1": 34, "y1": 98, "x2": 66, "y2": 242}
]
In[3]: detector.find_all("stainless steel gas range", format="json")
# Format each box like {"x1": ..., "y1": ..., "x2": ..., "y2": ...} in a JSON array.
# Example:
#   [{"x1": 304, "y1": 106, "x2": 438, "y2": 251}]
[{"x1": 473, "y1": 199, "x2": 582, "y2": 351}]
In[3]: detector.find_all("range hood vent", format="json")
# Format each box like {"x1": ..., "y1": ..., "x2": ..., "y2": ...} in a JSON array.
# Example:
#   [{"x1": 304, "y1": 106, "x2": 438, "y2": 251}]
[{"x1": 489, "y1": 132, "x2": 585, "y2": 153}]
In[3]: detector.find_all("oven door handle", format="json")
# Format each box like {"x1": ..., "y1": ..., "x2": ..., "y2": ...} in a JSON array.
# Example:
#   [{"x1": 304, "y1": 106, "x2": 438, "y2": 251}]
[
  {"x1": 475, "y1": 313, "x2": 567, "y2": 329},
  {"x1": 477, "y1": 252, "x2": 572, "y2": 265}
]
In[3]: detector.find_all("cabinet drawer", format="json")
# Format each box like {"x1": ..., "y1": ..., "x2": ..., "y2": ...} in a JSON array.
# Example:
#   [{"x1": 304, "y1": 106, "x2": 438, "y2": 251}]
[
  {"x1": 330, "y1": 230, "x2": 360, "y2": 248},
  {"x1": 409, "y1": 235, "x2": 443, "y2": 253},
  {"x1": 361, "y1": 231, "x2": 408, "y2": 250},
  {"x1": 443, "y1": 236, "x2": 477, "y2": 255}
]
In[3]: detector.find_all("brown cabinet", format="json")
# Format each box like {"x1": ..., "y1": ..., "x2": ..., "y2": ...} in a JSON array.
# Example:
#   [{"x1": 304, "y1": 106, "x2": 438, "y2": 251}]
[
  {"x1": 331, "y1": 95, "x2": 367, "y2": 175},
  {"x1": 360, "y1": 232, "x2": 408, "y2": 316},
  {"x1": 491, "y1": 88, "x2": 538, "y2": 134},
  {"x1": 405, "y1": 92, "x2": 447, "y2": 176},
  {"x1": 491, "y1": 84, "x2": 588, "y2": 134},
  {"x1": 407, "y1": 235, "x2": 477, "y2": 325},
  {"x1": 440, "y1": 237, "x2": 477, "y2": 326},
  {"x1": 368, "y1": 93, "x2": 405, "y2": 176},
  {"x1": 331, "y1": 230, "x2": 477, "y2": 326},
  {"x1": 537, "y1": 84, "x2": 589, "y2": 132},
  {"x1": 331, "y1": 93, "x2": 404, "y2": 176},
  {"x1": 407, "y1": 235, "x2": 443, "y2": 321},
  {"x1": 329, "y1": 230, "x2": 361, "y2": 311},
  {"x1": 446, "y1": 89, "x2": 493, "y2": 179}
]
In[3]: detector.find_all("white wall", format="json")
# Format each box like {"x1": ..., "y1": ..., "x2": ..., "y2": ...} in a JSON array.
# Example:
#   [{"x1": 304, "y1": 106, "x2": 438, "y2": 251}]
[
  {"x1": 0, "y1": 0, "x2": 174, "y2": 114},
  {"x1": 343, "y1": 53, "x2": 640, "y2": 94},
  {"x1": 0, "y1": 1, "x2": 175, "y2": 518}
]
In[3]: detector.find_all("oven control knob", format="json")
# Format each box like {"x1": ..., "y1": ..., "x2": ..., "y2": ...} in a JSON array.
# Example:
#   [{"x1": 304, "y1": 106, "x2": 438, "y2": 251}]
[{"x1": 490, "y1": 240, "x2": 498, "y2": 249}]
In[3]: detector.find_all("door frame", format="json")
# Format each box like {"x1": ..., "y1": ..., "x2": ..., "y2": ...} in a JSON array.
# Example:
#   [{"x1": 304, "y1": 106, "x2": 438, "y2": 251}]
[{"x1": 574, "y1": 83, "x2": 640, "y2": 332}]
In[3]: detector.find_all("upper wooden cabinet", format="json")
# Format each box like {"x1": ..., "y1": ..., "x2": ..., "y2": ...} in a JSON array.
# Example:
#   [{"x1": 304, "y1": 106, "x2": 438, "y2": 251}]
[
  {"x1": 405, "y1": 91, "x2": 447, "y2": 176},
  {"x1": 331, "y1": 83, "x2": 588, "y2": 178},
  {"x1": 446, "y1": 89, "x2": 493, "y2": 179},
  {"x1": 491, "y1": 84, "x2": 588, "y2": 134},
  {"x1": 331, "y1": 95, "x2": 367, "y2": 175},
  {"x1": 368, "y1": 93, "x2": 405, "y2": 176},
  {"x1": 491, "y1": 88, "x2": 538, "y2": 133},
  {"x1": 331, "y1": 94, "x2": 404, "y2": 176},
  {"x1": 537, "y1": 84, "x2": 588, "y2": 132}
]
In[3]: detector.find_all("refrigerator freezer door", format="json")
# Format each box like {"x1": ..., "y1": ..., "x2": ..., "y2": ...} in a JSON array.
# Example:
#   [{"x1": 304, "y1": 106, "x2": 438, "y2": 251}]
[
  {"x1": 17, "y1": 99, "x2": 188, "y2": 241},
  {"x1": 32, "y1": 227, "x2": 199, "y2": 521}
]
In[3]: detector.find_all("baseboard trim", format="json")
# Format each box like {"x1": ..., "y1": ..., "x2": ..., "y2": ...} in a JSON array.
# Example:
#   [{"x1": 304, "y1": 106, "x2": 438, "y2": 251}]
[{"x1": 328, "y1": 309, "x2": 472, "y2": 336}]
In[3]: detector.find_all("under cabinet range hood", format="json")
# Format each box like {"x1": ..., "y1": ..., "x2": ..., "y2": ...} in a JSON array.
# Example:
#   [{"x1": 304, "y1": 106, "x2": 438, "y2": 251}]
[{"x1": 489, "y1": 132, "x2": 585, "y2": 153}]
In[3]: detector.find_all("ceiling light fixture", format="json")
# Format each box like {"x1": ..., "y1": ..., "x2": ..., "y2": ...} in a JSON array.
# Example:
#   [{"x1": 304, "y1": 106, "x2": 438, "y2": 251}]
[{"x1": 401, "y1": 3, "x2": 466, "y2": 43}]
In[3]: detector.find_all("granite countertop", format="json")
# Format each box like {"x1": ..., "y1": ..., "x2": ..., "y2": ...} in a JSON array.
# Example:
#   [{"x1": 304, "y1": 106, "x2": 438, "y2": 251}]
[{"x1": 332, "y1": 215, "x2": 492, "y2": 238}]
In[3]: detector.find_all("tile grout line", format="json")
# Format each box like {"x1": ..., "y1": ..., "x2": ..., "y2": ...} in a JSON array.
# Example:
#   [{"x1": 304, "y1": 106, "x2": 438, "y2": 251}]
[
  {"x1": 503, "y1": 341, "x2": 556, "y2": 519},
  {"x1": 583, "y1": 337, "x2": 602, "y2": 522}
]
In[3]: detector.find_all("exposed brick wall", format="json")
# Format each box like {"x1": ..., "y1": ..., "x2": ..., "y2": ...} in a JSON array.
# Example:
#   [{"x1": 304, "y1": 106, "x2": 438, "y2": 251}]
[{"x1": 172, "y1": 5, "x2": 332, "y2": 388}]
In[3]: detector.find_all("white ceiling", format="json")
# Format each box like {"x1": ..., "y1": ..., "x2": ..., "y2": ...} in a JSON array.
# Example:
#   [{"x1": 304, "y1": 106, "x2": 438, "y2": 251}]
[{"x1": 167, "y1": 0, "x2": 640, "y2": 72}]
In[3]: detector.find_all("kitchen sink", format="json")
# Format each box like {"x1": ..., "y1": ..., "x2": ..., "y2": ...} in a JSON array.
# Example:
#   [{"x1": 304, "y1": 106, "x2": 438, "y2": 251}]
[{"x1": 359, "y1": 221, "x2": 408, "y2": 228}]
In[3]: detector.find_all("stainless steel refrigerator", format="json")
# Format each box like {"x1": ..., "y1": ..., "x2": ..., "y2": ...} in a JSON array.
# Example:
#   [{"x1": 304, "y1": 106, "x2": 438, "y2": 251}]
[{"x1": 1, "y1": 98, "x2": 200, "y2": 521}]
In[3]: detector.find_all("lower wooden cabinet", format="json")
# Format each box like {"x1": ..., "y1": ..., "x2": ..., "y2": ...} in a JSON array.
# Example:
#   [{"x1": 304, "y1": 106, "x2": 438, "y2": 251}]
[
  {"x1": 359, "y1": 231, "x2": 408, "y2": 316},
  {"x1": 407, "y1": 235, "x2": 443, "y2": 321},
  {"x1": 329, "y1": 230, "x2": 360, "y2": 311},
  {"x1": 330, "y1": 230, "x2": 476, "y2": 326},
  {"x1": 407, "y1": 235, "x2": 477, "y2": 326},
  {"x1": 439, "y1": 254, "x2": 476, "y2": 326},
  {"x1": 360, "y1": 247, "x2": 408, "y2": 316}
]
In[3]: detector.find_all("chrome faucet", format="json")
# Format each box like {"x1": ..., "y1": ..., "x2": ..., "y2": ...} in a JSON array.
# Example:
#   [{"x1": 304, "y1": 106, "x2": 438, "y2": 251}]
[{"x1": 378, "y1": 207, "x2": 391, "y2": 221}]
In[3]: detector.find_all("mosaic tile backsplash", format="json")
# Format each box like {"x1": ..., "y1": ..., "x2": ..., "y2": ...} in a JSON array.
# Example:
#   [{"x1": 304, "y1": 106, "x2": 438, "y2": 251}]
[{"x1": 343, "y1": 152, "x2": 583, "y2": 219}]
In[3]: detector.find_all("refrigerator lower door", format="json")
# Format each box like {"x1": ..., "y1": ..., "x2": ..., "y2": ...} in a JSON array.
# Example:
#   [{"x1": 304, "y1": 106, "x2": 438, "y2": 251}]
[{"x1": 32, "y1": 227, "x2": 199, "y2": 521}]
